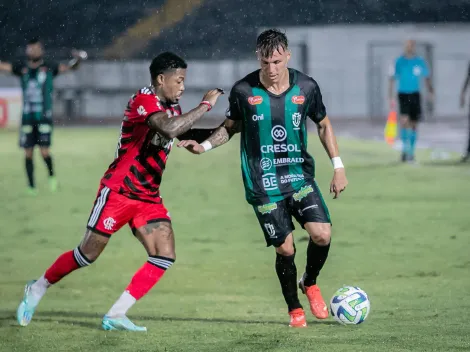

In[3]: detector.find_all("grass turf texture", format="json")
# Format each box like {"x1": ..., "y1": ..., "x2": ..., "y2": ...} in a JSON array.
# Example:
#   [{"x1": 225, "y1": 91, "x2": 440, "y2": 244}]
[{"x1": 0, "y1": 127, "x2": 469, "y2": 352}]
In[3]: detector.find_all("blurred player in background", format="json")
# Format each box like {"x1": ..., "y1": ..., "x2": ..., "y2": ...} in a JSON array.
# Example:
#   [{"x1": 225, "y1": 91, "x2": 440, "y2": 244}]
[
  {"x1": 178, "y1": 29, "x2": 348, "y2": 328},
  {"x1": 459, "y1": 61, "x2": 470, "y2": 162},
  {"x1": 388, "y1": 39, "x2": 433, "y2": 163},
  {"x1": 15, "y1": 52, "x2": 224, "y2": 331},
  {"x1": 0, "y1": 38, "x2": 87, "y2": 194}
]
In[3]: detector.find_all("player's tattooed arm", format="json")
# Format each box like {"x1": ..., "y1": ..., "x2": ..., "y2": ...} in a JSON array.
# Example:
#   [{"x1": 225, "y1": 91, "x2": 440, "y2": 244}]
[
  {"x1": 148, "y1": 88, "x2": 223, "y2": 139},
  {"x1": 206, "y1": 119, "x2": 241, "y2": 148},
  {"x1": 147, "y1": 104, "x2": 210, "y2": 139},
  {"x1": 176, "y1": 118, "x2": 240, "y2": 154},
  {"x1": 0, "y1": 61, "x2": 13, "y2": 73}
]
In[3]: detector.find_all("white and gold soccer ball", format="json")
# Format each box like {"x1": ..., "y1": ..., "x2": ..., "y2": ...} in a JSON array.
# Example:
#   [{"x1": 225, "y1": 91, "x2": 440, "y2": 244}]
[{"x1": 330, "y1": 286, "x2": 370, "y2": 325}]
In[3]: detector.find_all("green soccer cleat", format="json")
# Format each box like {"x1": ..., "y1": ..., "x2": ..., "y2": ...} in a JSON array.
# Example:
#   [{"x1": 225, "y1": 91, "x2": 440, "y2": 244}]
[
  {"x1": 102, "y1": 315, "x2": 147, "y2": 332},
  {"x1": 48, "y1": 176, "x2": 58, "y2": 192},
  {"x1": 26, "y1": 187, "x2": 38, "y2": 196},
  {"x1": 16, "y1": 280, "x2": 39, "y2": 327}
]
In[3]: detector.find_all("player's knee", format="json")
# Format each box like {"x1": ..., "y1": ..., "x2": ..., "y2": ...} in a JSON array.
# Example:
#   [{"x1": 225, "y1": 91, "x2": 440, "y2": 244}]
[
  {"x1": 147, "y1": 247, "x2": 176, "y2": 260},
  {"x1": 25, "y1": 149, "x2": 33, "y2": 159},
  {"x1": 309, "y1": 226, "x2": 331, "y2": 246},
  {"x1": 40, "y1": 147, "x2": 50, "y2": 158},
  {"x1": 275, "y1": 241, "x2": 295, "y2": 256},
  {"x1": 78, "y1": 231, "x2": 109, "y2": 262}
]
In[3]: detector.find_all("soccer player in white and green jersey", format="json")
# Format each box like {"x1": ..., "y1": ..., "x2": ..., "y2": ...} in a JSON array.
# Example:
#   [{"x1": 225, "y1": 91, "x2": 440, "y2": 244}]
[
  {"x1": 0, "y1": 38, "x2": 87, "y2": 194},
  {"x1": 178, "y1": 29, "x2": 348, "y2": 328}
]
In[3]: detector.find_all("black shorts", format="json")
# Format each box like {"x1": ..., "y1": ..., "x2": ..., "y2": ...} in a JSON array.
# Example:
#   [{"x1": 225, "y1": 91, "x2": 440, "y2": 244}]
[
  {"x1": 398, "y1": 92, "x2": 421, "y2": 121},
  {"x1": 253, "y1": 181, "x2": 331, "y2": 247},
  {"x1": 19, "y1": 123, "x2": 52, "y2": 148}
]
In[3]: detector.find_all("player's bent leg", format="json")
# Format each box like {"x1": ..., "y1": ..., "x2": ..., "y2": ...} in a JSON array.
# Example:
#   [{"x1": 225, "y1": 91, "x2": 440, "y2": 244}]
[
  {"x1": 298, "y1": 222, "x2": 331, "y2": 320},
  {"x1": 16, "y1": 229, "x2": 107, "y2": 327},
  {"x1": 103, "y1": 221, "x2": 175, "y2": 332},
  {"x1": 39, "y1": 146, "x2": 57, "y2": 191}
]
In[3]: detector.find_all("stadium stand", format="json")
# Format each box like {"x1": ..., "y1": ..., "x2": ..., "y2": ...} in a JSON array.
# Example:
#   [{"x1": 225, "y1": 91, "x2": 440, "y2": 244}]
[{"x1": 1, "y1": 0, "x2": 469, "y2": 61}]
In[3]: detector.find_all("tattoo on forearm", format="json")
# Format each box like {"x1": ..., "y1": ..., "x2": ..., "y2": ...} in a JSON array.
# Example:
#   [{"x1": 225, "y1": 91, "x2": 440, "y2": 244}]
[
  {"x1": 207, "y1": 121, "x2": 241, "y2": 148},
  {"x1": 149, "y1": 105, "x2": 207, "y2": 138},
  {"x1": 207, "y1": 127, "x2": 230, "y2": 147}
]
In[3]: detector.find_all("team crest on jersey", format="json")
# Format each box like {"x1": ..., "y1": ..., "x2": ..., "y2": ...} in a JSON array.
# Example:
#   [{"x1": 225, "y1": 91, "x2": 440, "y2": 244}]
[
  {"x1": 248, "y1": 96, "x2": 263, "y2": 105},
  {"x1": 291, "y1": 95, "x2": 305, "y2": 104},
  {"x1": 292, "y1": 113, "x2": 301, "y2": 130}
]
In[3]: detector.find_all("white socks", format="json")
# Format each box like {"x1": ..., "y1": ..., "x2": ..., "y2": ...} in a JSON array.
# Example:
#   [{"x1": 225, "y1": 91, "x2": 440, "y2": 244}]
[
  {"x1": 106, "y1": 291, "x2": 137, "y2": 318},
  {"x1": 30, "y1": 275, "x2": 50, "y2": 303}
]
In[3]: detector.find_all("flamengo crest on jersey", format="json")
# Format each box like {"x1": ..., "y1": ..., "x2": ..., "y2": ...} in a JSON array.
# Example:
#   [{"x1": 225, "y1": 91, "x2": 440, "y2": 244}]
[{"x1": 100, "y1": 86, "x2": 182, "y2": 203}]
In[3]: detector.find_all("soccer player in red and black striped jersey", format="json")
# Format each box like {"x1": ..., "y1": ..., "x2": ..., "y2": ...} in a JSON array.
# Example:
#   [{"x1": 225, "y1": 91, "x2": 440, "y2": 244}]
[{"x1": 16, "y1": 52, "x2": 224, "y2": 331}]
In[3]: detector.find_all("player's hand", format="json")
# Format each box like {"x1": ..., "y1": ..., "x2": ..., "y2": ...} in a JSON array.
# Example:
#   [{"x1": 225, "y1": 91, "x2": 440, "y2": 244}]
[
  {"x1": 330, "y1": 168, "x2": 348, "y2": 199},
  {"x1": 202, "y1": 88, "x2": 224, "y2": 107},
  {"x1": 177, "y1": 140, "x2": 205, "y2": 154},
  {"x1": 71, "y1": 49, "x2": 88, "y2": 60}
]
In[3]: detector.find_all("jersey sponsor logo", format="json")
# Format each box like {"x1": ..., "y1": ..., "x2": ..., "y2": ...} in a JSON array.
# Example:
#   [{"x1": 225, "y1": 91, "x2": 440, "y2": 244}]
[
  {"x1": 280, "y1": 174, "x2": 304, "y2": 185},
  {"x1": 274, "y1": 157, "x2": 304, "y2": 166},
  {"x1": 257, "y1": 202, "x2": 277, "y2": 215},
  {"x1": 252, "y1": 113, "x2": 264, "y2": 121},
  {"x1": 293, "y1": 185, "x2": 314, "y2": 201},
  {"x1": 292, "y1": 113, "x2": 301, "y2": 130},
  {"x1": 262, "y1": 173, "x2": 278, "y2": 190},
  {"x1": 260, "y1": 156, "x2": 305, "y2": 169},
  {"x1": 291, "y1": 95, "x2": 305, "y2": 104},
  {"x1": 271, "y1": 125, "x2": 287, "y2": 142},
  {"x1": 137, "y1": 105, "x2": 147, "y2": 116},
  {"x1": 261, "y1": 144, "x2": 301, "y2": 153},
  {"x1": 260, "y1": 158, "x2": 273, "y2": 171},
  {"x1": 248, "y1": 96, "x2": 263, "y2": 105}
]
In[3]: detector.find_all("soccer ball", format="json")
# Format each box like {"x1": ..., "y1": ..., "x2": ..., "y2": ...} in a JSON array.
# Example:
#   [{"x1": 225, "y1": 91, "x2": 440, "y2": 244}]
[{"x1": 330, "y1": 286, "x2": 370, "y2": 325}]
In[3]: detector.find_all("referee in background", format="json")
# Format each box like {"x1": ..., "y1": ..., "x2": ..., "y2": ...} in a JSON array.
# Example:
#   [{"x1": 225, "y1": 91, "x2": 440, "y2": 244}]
[{"x1": 389, "y1": 40, "x2": 434, "y2": 163}]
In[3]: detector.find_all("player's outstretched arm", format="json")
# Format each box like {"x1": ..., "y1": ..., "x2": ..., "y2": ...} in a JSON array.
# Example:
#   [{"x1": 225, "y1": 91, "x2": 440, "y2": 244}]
[
  {"x1": 0, "y1": 61, "x2": 13, "y2": 74},
  {"x1": 176, "y1": 118, "x2": 241, "y2": 154},
  {"x1": 58, "y1": 49, "x2": 88, "y2": 74},
  {"x1": 316, "y1": 117, "x2": 348, "y2": 199},
  {"x1": 148, "y1": 88, "x2": 224, "y2": 139}
]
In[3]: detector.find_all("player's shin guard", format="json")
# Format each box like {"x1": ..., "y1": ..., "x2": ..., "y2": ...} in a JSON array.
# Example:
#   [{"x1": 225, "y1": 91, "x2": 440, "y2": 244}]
[
  {"x1": 25, "y1": 158, "x2": 34, "y2": 188},
  {"x1": 303, "y1": 238, "x2": 330, "y2": 287},
  {"x1": 275, "y1": 251, "x2": 302, "y2": 312},
  {"x1": 44, "y1": 247, "x2": 94, "y2": 284},
  {"x1": 107, "y1": 256, "x2": 175, "y2": 318},
  {"x1": 126, "y1": 256, "x2": 174, "y2": 300}
]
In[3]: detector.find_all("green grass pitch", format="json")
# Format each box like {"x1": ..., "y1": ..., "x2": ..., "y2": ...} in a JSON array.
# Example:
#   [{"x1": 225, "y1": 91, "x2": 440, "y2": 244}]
[{"x1": 0, "y1": 127, "x2": 469, "y2": 351}]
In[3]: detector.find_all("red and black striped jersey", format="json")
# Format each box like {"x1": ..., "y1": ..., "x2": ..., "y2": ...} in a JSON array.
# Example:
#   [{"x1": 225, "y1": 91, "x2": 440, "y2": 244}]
[{"x1": 100, "y1": 86, "x2": 182, "y2": 203}]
